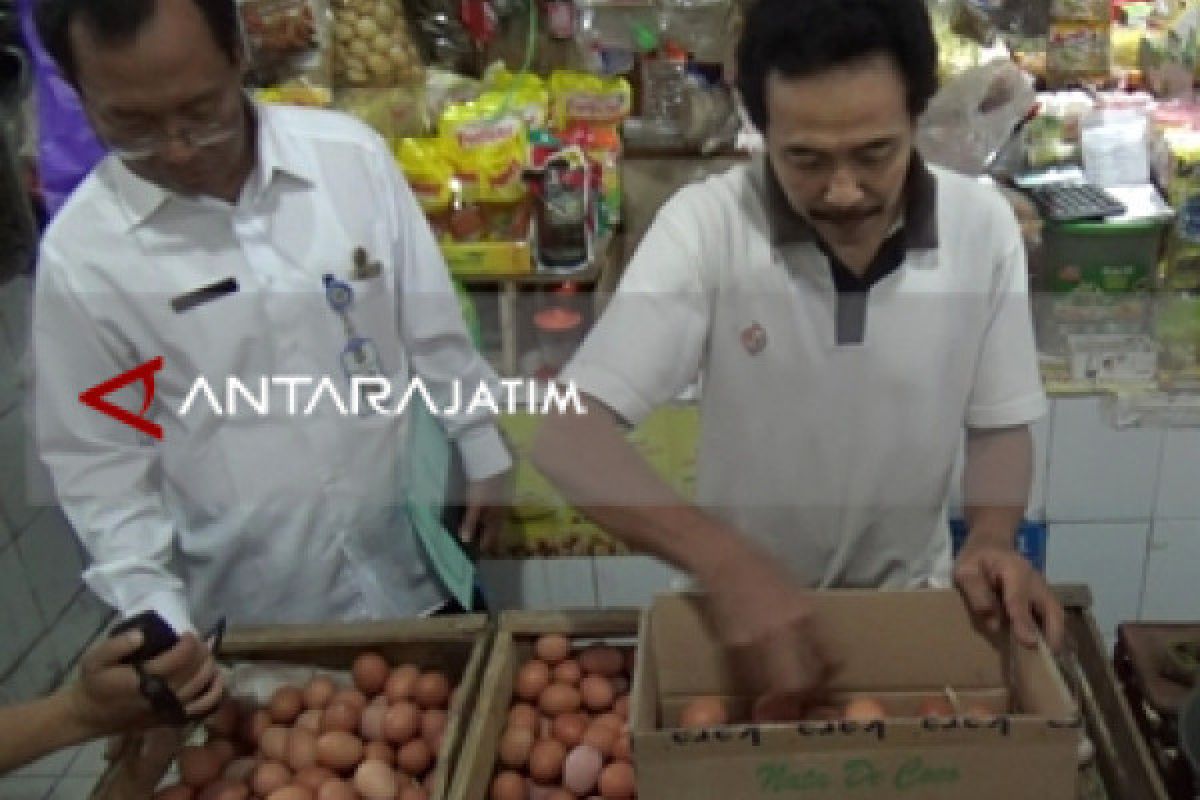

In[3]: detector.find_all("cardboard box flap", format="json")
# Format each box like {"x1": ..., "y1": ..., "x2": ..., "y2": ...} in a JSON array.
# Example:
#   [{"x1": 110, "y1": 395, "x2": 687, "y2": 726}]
[
  {"x1": 650, "y1": 591, "x2": 1010, "y2": 695},
  {"x1": 498, "y1": 609, "x2": 641, "y2": 637}
]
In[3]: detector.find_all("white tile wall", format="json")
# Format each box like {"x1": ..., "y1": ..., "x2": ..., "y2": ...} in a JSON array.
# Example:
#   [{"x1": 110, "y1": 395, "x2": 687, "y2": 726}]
[
  {"x1": 0, "y1": 273, "x2": 33, "y2": 359},
  {"x1": 7, "y1": 631, "x2": 67, "y2": 701},
  {"x1": 0, "y1": 776, "x2": 58, "y2": 799},
  {"x1": 595, "y1": 555, "x2": 689, "y2": 608},
  {"x1": 479, "y1": 558, "x2": 599, "y2": 610},
  {"x1": 48, "y1": 776, "x2": 98, "y2": 800},
  {"x1": 47, "y1": 590, "x2": 112, "y2": 671},
  {"x1": 18, "y1": 509, "x2": 85, "y2": 626},
  {"x1": 1046, "y1": 397, "x2": 1164, "y2": 522},
  {"x1": 0, "y1": 316, "x2": 20, "y2": 417},
  {"x1": 1046, "y1": 522, "x2": 1150, "y2": 645},
  {"x1": 0, "y1": 544, "x2": 45, "y2": 676},
  {"x1": 1141, "y1": 519, "x2": 1200, "y2": 621},
  {"x1": 1156, "y1": 429, "x2": 1200, "y2": 520}
]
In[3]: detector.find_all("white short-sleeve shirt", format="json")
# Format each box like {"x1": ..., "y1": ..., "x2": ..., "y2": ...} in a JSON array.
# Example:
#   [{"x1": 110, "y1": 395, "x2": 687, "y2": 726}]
[{"x1": 561, "y1": 157, "x2": 1046, "y2": 589}]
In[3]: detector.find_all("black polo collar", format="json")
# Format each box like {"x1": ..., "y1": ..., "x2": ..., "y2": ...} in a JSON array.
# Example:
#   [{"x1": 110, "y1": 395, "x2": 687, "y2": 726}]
[{"x1": 764, "y1": 151, "x2": 939, "y2": 251}]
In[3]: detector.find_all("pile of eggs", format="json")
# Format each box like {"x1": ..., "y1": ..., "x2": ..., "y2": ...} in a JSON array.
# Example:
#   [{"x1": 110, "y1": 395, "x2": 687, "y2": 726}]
[
  {"x1": 154, "y1": 653, "x2": 457, "y2": 800},
  {"x1": 489, "y1": 635, "x2": 637, "y2": 800},
  {"x1": 675, "y1": 693, "x2": 996, "y2": 727}
]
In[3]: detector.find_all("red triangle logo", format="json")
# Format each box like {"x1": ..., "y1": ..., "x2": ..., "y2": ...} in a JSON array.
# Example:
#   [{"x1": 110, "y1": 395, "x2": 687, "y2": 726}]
[{"x1": 78, "y1": 357, "x2": 165, "y2": 440}]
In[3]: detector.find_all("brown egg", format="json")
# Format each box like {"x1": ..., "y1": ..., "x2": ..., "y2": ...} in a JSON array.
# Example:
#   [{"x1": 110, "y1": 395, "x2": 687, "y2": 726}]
[
  {"x1": 679, "y1": 696, "x2": 728, "y2": 728},
  {"x1": 205, "y1": 698, "x2": 240, "y2": 739},
  {"x1": 598, "y1": 761, "x2": 636, "y2": 799},
  {"x1": 266, "y1": 788, "x2": 314, "y2": 800},
  {"x1": 916, "y1": 696, "x2": 955, "y2": 718},
  {"x1": 179, "y1": 745, "x2": 224, "y2": 788},
  {"x1": 543, "y1": 790, "x2": 574, "y2": 800},
  {"x1": 251, "y1": 761, "x2": 292, "y2": 796},
  {"x1": 260, "y1": 726, "x2": 290, "y2": 762},
  {"x1": 288, "y1": 727, "x2": 319, "y2": 771},
  {"x1": 528, "y1": 738, "x2": 566, "y2": 784},
  {"x1": 359, "y1": 703, "x2": 387, "y2": 741},
  {"x1": 197, "y1": 779, "x2": 250, "y2": 800},
  {"x1": 497, "y1": 725, "x2": 535, "y2": 769},
  {"x1": 316, "y1": 731, "x2": 365, "y2": 772},
  {"x1": 580, "y1": 675, "x2": 615, "y2": 712},
  {"x1": 331, "y1": 688, "x2": 368, "y2": 711},
  {"x1": 413, "y1": 672, "x2": 451, "y2": 710},
  {"x1": 612, "y1": 733, "x2": 632, "y2": 762},
  {"x1": 304, "y1": 676, "x2": 337, "y2": 710},
  {"x1": 223, "y1": 756, "x2": 259, "y2": 782},
  {"x1": 363, "y1": 740, "x2": 395, "y2": 765},
  {"x1": 843, "y1": 696, "x2": 888, "y2": 721},
  {"x1": 353, "y1": 759, "x2": 399, "y2": 799},
  {"x1": 539, "y1": 684, "x2": 581, "y2": 716},
  {"x1": 270, "y1": 686, "x2": 306, "y2": 725},
  {"x1": 398, "y1": 784, "x2": 429, "y2": 800},
  {"x1": 296, "y1": 709, "x2": 323, "y2": 734},
  {"x1": 515, "y1": 660, "x2": 551, "y2": 702},
  {"x1": 578, "y1": 647, "x2": 624, "y2": 677},
  {"x1": 383, "y1": 701, "x2": 421, "y2": 743},
  {"x1": 397, "y1": 738, "x2": 433, "y2": 776},
  {"x1": 552, "y1": 659, "x2": 582, "y2": 686},
  {"x1": 322, "y1": 702, "x2": 361, "y2": 734},
  {"x1": 551, "y1": 712, "x2": 588, "y2": 748},
  {"x1": 534, "y1": 634, "x2": 571, "y2": 665},
  {"x1": 241, "y1": 709, "x2": 273, "y2": 746},
  {"x1": 610, "y1": 675, "x2": 630, "y2": 696},
  {"x1": 316, "y1": 780, "x2": 357, "y2": 800},
  {"x1": 353, "y1": 652, "x2": 391, "y2": 696},
  {"x1": 965, "y1": 703, "x2": 997, "y2": 720},
  {"x1": 420, "y1": 710, "x2": 447, "y2": 750},
  {"x1": 592, "y1": 712, "x2": 625, "y2": 734},
  {"x1": 538, "y1": 715, "x2": 555, "y2": 741},
  {"x1": 153, "y1": 785, "x2": 196, "y2": 800},
  {"x1": 507, "y1": 702, "x2": 539, "y2": 731},
  {"x1": 490, "y1": 770, "x2": 527, "y2": 800},
  {"x1": 294, "y1": 765, "x2": 336, "y2": 791},
  {"x1": 563, "y1": 744, "x2": 604, "y2": 796},
  {"x1": 613, "y1": 694, "x2": 631, "y2": 720},
  {"x1": 385, "y1": 665, "x2": 421, "y2": 703},
  {"x1": 581, "y1": 724, "x2": 616, "y2": 758}
]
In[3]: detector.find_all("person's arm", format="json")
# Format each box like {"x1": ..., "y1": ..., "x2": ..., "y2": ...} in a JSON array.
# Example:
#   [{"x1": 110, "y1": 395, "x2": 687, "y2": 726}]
[
  {"x1": 953, "y1": 194, "x2": 1064, "y2": 650},
  {"x1": 0, "y1": 631, "x2": 221, "y2": 775},
  {"x1": 532, "y1": 189, "x2": 835, "y2": 719}
]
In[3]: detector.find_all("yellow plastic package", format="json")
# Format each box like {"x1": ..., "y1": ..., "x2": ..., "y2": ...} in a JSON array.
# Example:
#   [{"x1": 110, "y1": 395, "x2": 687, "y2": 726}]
[
  {"x1": 481, "y1": 66, "x2": 551, "y2": 130},
  {"x1": 394, "y1": 137, "x2": 454, "y2": 239},
  {"x1": 548, "y1": 71, "x2": 632, "y2": 130}
]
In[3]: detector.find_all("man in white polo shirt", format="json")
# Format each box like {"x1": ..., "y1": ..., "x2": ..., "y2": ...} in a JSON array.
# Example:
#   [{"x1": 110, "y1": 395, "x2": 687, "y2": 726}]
[{"x1": 534, "y1": 0, "x2": 1062, "y2": 718}]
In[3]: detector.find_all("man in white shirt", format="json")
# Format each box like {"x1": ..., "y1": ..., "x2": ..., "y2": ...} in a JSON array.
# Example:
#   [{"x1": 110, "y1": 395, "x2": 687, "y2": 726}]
[
  {"x1": 533, "y1": 0, "x2": 1064, "y2": 719},
  {"x1": 32, "y1": 0, "x2": 510, "y2": 697}
]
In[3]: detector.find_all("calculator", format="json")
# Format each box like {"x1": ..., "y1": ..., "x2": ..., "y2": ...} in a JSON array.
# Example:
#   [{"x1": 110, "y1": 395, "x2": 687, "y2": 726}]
[{"x1": 1028, "y1": 184, "x2": 1127, "y2": 223}]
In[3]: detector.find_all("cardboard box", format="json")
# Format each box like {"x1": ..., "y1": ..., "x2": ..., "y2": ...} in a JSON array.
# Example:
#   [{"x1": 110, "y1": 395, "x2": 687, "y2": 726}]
[
  {"x1": 447, "y1": 610, "x2": 641, "y2": 800},
  {"x1": 631, "y1": 591, "x2": 1082, "y2": 800},
  {"x1": 91, "y1": 615, "x2": 490, "y2": 800}
]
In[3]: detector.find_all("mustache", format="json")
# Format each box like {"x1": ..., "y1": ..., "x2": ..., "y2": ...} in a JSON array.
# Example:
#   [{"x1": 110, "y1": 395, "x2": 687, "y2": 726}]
[{"x1": 809, "y1": 207, "x2": 883, "y2": 223}]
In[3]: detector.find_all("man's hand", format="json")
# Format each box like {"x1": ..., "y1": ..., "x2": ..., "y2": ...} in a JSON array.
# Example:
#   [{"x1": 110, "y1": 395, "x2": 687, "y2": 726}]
[
  {"x1": 95, "y1": 727, "x2": 184, "y2": 800},
  {"x1": 67, "y1": 632, "x2": 224, "y2": 737},
  {"x1": 460, "y1": 470, "x2": 512, "y2": 554},
  {"x1": 954, "y1": 537, "x2": 1065, "y2": 651},
  {"x1": 698, "y1": 543, "x2": 837, "y2": 722}
]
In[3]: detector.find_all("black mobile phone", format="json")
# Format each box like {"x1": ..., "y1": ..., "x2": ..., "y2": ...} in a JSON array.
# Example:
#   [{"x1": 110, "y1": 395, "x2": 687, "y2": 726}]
[{"x1": 110, "y1": 610, "x2": 179, "y2": 664}]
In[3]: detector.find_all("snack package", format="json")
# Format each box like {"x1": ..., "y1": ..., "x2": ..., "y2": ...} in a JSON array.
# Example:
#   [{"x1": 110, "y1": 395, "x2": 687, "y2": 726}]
[
  {"x1": 548, "y1": 70, "x2": 632, "y2": 130},
  {"x1": 395, "y1": 137, "x2": 455, "y2": 239},
  {"x1": 1048, "y1": 22, "x2": 1112, "y2": 85},
  {"x1": 238, "y1": 0, "x2": 333, "y2": 88},
  {"x1": 334, "y1": 86, "x2": 430, "y2": 140},
  {"x1": 330, "y1": 0, "x2": 425, "y2": 87},
  {"x1": 1051, "y1": 0, "x2": 1111, "y2": 23},
  {"x1": 253, "y1": 85, "x2": 334, "y2": 106},
  {"x1": 480, "y1": 65, "x2": 551, "y2": 130}
]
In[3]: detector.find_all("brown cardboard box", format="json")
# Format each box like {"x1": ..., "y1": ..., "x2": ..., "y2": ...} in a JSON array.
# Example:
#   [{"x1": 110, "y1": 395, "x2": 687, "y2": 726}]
[
  {"x1": 448, "y1": 609, "x2": 641, "y2": 800},
  {"x1": 631, "y1": 591, "x2": 1082, "y2": 800},
  {"x1": 90, "y1": 615, "x2": 490, "y2": 800}
]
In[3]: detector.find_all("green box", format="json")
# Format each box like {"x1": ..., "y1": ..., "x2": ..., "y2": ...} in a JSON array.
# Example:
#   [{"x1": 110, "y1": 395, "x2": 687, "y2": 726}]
[{"x1": 1043, "y1": 218, "x2": 1167, "y2": 292}]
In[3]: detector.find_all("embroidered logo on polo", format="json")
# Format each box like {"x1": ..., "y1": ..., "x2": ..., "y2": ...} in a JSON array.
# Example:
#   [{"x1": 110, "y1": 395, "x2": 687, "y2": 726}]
[{"x1": 741, "y1": 322, "x2": 768, "y2": 356}]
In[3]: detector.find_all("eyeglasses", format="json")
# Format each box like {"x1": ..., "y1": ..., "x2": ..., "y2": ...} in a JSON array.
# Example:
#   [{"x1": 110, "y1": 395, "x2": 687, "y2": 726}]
[{"x1": 103, "y1": 117, "x2": 241, "y2": 161}]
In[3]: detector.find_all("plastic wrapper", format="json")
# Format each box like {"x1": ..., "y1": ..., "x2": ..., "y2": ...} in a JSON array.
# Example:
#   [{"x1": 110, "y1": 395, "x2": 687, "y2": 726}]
[
  {"x1": 335, "y1": 86, "x2": 429, "y2": 140},
  {"x1": 253, "y1": 84, "x2": 334, "y2": 106},
  {"x1": 330, "y1": 0, "x2": 425, "y2": 87},
  {"x1": 548, "y1": 70, "x2": 631, "y2": 129},
  {"x1": 1051, "y1": 0, "x2": 1111, "y2": 24},
  {"x1": 481, "y1": 65, "x2": 551, "y2": 130},
  {"x1": 1047, "y1": 22, "x2": 1111, "y2": 86},
  {"x1": 917, "y1": 59, "x2": 1036, "y2": 176},
  {"x1": 239, "y1": 0, "x2": 333, "y2": 88}
]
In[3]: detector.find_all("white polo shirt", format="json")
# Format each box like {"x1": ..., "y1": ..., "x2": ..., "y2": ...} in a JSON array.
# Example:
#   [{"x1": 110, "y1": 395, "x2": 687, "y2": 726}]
[
  {"x1": 561, "y1": 157, "x2": 1046, "y2": 589},
  {"x1": 34, "y1": 103, "x2": 510, "y2": 632}
]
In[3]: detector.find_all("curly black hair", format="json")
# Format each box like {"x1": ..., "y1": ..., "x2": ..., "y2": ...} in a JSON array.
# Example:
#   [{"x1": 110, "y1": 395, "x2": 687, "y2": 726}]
[
  {"x1": 736, "y1": 0, "x2": 938, "y2": 132},
  {"x1": 34, "y1": 0, "x2": 240, "y2": 88}
]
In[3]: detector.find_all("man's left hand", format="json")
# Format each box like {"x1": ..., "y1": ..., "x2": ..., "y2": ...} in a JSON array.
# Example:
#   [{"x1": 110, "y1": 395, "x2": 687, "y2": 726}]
[
  {"x1": 460, "y1": 471, "x2": 512, "y2": 554},
  {"x1": 954, "y1": 537, "x2": 1065, "y2": 652}
]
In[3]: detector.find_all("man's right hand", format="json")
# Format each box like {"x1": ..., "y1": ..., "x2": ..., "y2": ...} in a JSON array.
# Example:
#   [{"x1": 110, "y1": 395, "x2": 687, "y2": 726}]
[{"x1": 696, "y1": 541, "x2": 837, "y2": 722}]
